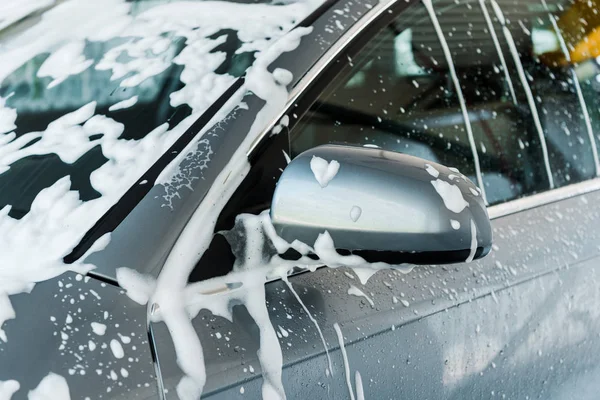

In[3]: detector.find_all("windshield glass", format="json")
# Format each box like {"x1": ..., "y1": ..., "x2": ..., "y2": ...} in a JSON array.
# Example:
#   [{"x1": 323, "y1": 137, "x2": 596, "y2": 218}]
[{"x1": 0, "y1": 0, "x2": 283, "y2": 219}]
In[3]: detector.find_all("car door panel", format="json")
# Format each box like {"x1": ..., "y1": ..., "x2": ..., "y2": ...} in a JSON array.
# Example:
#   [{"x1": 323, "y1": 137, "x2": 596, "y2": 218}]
[
  {"x1": 150, "y1": 186, "x2": 600, "y2": 398},
  {"x1": 0, "y1": 272, "x2": 158, "y2": 399}
]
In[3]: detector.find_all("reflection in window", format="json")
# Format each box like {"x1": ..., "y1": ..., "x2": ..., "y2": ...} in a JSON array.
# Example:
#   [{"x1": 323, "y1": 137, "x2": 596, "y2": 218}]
[
  {"x1": 495, "y1": 0, "x2": 598, "y2": 190},
  {"x1": 291, "y1": 2, "x2": 478, "y2": 199},
  {"x1": 290, "y1": 0, "x2": 600, "y2": 206}
]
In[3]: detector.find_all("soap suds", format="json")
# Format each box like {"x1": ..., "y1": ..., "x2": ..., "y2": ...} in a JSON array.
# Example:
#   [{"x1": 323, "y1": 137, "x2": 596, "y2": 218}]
[
  {"x1": 355, "y1": 371, "x2": 364, "y2": 400},
  {"x1": 115, "y1": 268, "x2": 156, "y2": 305},
  {"x1": 28, "y1": 373, "x2": 70, "y2": 400},
  {"x1": 478, "y1": 0, "x2": 518, "y2": 105},
  {"x1": 424, "y1": 163, "x2": 439, "y2": 178},
  {"x1": 0, "y1": 380, "x2": 19, "y2": 400},
  {"x1": 91, "y1": 322, "x2": 106, "y2": 336},
  {"x1": 37, "y1": 40, "x2": 94, "y2": 89},
  {"x1": 0, "y1": 0, "x2": 324, "y2": 345},
  {"x1": 333, "y1": 323, "x2": 355, "y2": 400},
  {"x1": 110, "y1": 339, "x2": 124, "y2": 359},
  {"x1": 350, "y1": 268, "x2": 378, "y2": 285},
  {"x1": 310, "y1": 156, "x2": 340, "y2": 188},
  {"x1": 108, "y1": 96, "x2": 139, "y2": 112},
  {"x1": 431, "y1": 179, "x2": 469, "y2": 213},
  {"x1": 0, "y1": 0, "x2": 55, "y2": 31},
  {"x1": 466, "y1": 220, "x2": 477, "y2": 263},
  {"x1": 347, "y1": 285, "x2": 374, "y2": 307},
  {"x1": 283, "y1": 276, "x2": 333, "y2": 376}
]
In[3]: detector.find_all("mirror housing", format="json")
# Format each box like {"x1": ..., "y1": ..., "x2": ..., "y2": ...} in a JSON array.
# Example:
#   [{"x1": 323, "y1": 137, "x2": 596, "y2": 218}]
[{"x1": 270, "y1": 145, "x2": 492, "y2": 265}]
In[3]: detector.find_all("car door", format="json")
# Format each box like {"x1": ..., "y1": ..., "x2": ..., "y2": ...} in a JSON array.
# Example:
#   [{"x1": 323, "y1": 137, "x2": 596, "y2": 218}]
[{"x1": 151, "y1": 0, "x2": 600, "y2": 398}]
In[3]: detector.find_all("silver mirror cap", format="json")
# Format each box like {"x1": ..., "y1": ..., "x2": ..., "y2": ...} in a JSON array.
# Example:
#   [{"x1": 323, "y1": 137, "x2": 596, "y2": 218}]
[{"x1": 271, "y1": 145, "x2": 492, "y2": 265}]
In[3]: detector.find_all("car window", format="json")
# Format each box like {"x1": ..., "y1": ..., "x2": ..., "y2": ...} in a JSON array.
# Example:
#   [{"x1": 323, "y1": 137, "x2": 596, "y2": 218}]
[{"x1": 289, "y1": 0, "x2": 599, "y2": 206}]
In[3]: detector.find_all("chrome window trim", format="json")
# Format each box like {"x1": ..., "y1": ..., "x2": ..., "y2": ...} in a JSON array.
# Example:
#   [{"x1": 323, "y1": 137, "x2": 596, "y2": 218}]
[
  {"x1": 248, "y1": 0, "x2": 600, "y2": 220},
  {"x1": 487, "y1": 178, "x2": 600, "y2": 219}
]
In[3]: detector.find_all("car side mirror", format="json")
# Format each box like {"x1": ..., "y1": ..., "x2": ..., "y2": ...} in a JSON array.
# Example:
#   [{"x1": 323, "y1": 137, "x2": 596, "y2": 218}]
[{"x1": 270, "y1": 145, "x2": 492, "y2": 265}]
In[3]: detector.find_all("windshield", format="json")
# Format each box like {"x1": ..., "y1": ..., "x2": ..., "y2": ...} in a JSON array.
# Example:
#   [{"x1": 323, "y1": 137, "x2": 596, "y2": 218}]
[{"x1": 0, "y1": 0, "x2": 280, "y2": 219}]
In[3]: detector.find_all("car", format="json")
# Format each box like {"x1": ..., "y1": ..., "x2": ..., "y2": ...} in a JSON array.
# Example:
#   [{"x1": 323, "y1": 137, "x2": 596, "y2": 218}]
[{"x1": 1, "y1": 0, "x2": 600, "y2": 399}]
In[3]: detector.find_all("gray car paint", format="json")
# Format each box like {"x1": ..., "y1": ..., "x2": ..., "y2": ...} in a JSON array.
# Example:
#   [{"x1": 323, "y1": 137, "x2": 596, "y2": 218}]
[
  {"x1": 0, "y1": 271, "x2": 158, "y2": 399},
  {"x1": 152, "y1": 185, "x2": 600, "y2": 399},
  {"x1": 271, "y1": 144, "x2": 491, "y2": 256},
  {"x1": 136, "y1": 0, "x2": 600, "y2": 398},
  {"x1": 3, "y1": 0, "x2": 600, "y2": 399}
]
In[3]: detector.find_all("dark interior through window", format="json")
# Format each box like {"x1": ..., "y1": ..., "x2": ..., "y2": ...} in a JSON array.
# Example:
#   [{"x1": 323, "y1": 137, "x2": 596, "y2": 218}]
[
  {"x1": 188, "y1": 0, "x2": 600, "y2": 283},
  {"x1": 290, "y1": 0, "x2": 598, "y2": 206}
]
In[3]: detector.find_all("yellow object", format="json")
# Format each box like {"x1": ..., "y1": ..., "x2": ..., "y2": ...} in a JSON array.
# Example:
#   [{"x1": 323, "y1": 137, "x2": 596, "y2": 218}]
[{"x1": 556, "y1": 0, "x2": 600, "y2": 64}]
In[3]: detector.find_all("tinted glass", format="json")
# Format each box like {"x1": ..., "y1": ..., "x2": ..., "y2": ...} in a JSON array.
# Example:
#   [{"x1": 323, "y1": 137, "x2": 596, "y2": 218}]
[
  {"x1": 548, "y1": 0, "x2": 600, "y2": 166},
  {"x1": 290, "y1": 0, "x2": 599, "y2": 206}
]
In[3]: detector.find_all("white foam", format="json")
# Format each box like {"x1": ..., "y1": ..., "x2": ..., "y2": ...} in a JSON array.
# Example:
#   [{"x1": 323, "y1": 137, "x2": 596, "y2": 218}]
[
  {"x1": 37, "y1": 41, "x2": 94, "y2": 89},
  {"x1": 0, "y1": 380, "x2": 19, "y2": 400},
  {"x1": 424, "y1": 163, "x2": 439, "y2": 178},
  {"x1": 310, "y1": 156, "x2": 340, "y2": 188},
  {"x1": 28, "y1": 373, "x2": 70, "y2": 400},
  {"x1": 333, "y1": 323, "x2": 355, "y2": 400},
  {"x1": 351, "y1": 268, "x2": 377, "y2": 285},
  {"x1": 355, "y1": 371, "x2": 364, "y2": 400},
  {"x1": 347, "y1": 285, "x2": 374, "y2": 307},
  {"x1": 116, "y1": 268, "x2": 155, "y2": 305},
  {"x1": 466, "y1": 220, "x2": 477, "y2": 263},
  {"x1": 118, "y1": 333, "x2": 131, "y2": 344},
  {"x1": 90, "y1": 322, "x2": 106, "y2": 336},
  {"x1": 110, "y1": 339, "x2": 124, "y2": 359},
  {"x1": 0, "y1": 0, "x2": 54, "y2": 32},
  {"x1": 431, "y1": 179, "x2": 469, "y2": 213},
  {"x1": 108, "y1": 96, "x2": 139, "y2": 112},
  {"x1": 282, "y1": 276, "x2": 333, "y2": 376}
]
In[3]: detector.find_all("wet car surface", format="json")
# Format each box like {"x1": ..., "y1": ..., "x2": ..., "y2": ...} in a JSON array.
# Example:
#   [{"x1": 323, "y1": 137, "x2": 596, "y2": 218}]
[{"x1": 2, "y1": 0, "x2": 600, "y2": 399}]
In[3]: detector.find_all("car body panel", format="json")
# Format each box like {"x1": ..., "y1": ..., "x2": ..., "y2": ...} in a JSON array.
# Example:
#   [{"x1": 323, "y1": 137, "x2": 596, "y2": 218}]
[
  {"x1": 2, "y1": 0, "x2": 600, "y2": 398},
  {"x1": 0, "y1": 271, "x2": 158, "y2": 399},
  {"x1": 150, "y1": 185, "x2": 600, "y2": 398}
]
